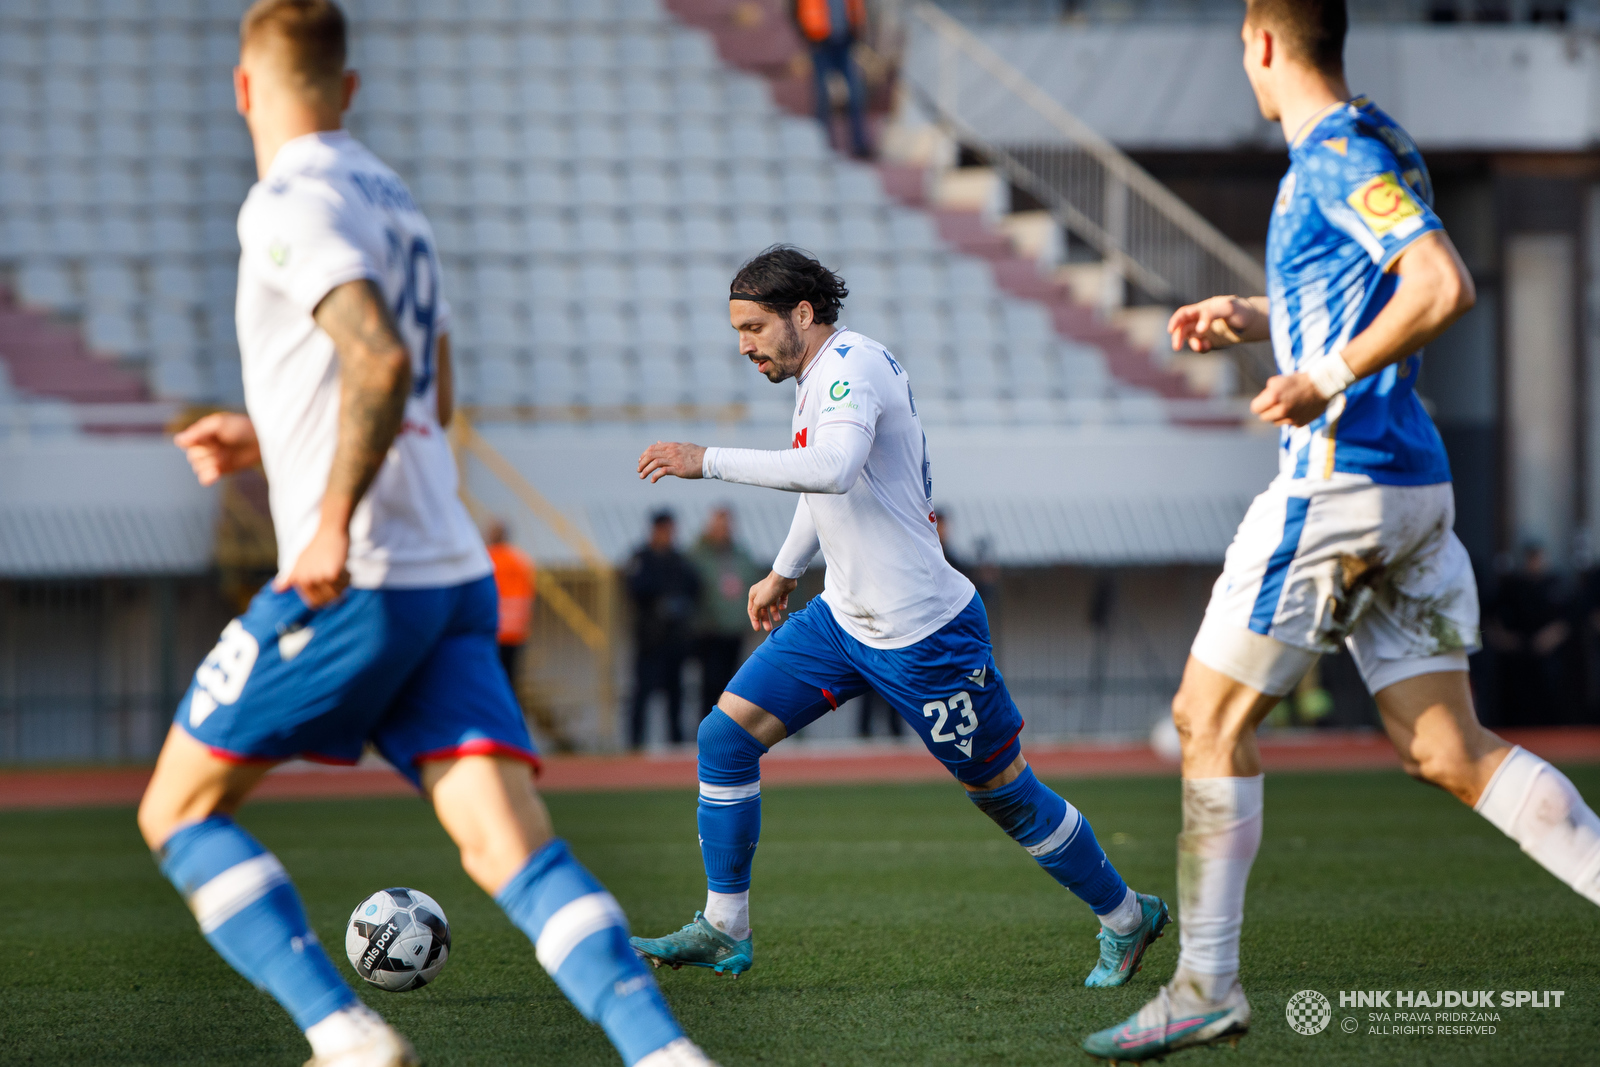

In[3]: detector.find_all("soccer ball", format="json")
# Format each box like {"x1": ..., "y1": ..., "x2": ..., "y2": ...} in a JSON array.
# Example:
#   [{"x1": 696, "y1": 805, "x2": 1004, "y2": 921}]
[{"x1": 345, "y1": 887, "x2": 451, "y2": 992}]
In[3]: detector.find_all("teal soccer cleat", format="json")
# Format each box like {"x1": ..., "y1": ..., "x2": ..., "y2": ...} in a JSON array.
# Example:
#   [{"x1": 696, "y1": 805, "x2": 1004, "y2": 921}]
[
  {"x1": 1081, "y1": 981, "x2": 1251, "y2": 1062},
  {"x1": 629, "y1": 912, "x2": 753, "y2": 977},
  {"x1": 1084, "y1": 892, "x2": 1170, "y2": 988}
]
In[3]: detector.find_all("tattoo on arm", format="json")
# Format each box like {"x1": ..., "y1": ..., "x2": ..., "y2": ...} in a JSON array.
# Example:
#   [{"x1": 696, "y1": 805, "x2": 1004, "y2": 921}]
[{"x1": 312, "y1": 279, "x2": 413, "y2": 520}]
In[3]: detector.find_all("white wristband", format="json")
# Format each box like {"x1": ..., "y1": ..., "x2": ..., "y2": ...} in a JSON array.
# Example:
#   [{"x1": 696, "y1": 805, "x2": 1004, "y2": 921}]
[{"x1": 1304, "y1": 354, "x2": 1358, "y2": 400}]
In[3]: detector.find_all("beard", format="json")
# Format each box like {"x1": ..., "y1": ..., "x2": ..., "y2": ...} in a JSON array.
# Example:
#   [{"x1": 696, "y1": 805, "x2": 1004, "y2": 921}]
[{"x1": 755, "y1": 315, "x2": 806, "y2": 383}]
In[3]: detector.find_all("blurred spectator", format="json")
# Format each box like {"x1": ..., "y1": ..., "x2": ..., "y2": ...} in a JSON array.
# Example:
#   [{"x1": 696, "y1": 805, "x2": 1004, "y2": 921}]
[
  {"x1": 626, "y1": 509, "x2": 702, "y2": 749},
  {"x1": 856, "y1": 689, "x2": 903, "y2": 738},
  {"x1": 794, "y1": 0, "x2": 870, "y2": 158},
  {"x1": 486, "y1": 519, "x2": 536, "y2": 691},
  {"x1": 690, "y1": 506, "x2": 762, "y2": 717},
  {"x1": 1486, "y1": 544, "x2": 1573, "y2": 724}
]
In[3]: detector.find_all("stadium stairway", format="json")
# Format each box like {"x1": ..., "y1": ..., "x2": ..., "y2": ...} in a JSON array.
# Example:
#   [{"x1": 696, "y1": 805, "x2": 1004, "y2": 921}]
[
  {"x1": 0, "y1": 284, "x2": 147, "y2": 404},
  {"x1": 661, "y1": 0, "x2": 1199, "y2": 402}
]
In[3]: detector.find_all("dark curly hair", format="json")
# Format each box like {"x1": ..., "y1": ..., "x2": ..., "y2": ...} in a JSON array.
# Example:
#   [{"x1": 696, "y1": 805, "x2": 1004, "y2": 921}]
[{"x1": 728, "y1": 245, "x2": 848, "y2": 325}]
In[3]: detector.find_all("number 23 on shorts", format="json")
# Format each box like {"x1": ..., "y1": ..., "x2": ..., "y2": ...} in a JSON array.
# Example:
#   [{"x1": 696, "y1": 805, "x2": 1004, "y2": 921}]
[{"x1": 924, "y1": 691, "x2": 978, "y2": 744}]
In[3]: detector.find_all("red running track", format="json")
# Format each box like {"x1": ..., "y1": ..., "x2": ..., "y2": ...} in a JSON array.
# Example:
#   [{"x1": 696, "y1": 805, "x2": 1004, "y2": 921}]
[{"x1": 3, "y1": 728, "x2": 1600, "y2": 812}]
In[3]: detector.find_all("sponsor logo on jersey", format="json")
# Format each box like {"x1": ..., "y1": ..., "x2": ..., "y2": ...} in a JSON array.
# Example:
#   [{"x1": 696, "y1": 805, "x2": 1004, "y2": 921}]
[
  {"x1": 1276, "y1": 172, "x2": 1297, "y2": 215},
  {"x1": 1347, "y1": 172, "x2": 1423, "y2": 237},
  {"x1": 792, "y1": 427, "x2": 807, "y2": 449},
  {"x1": 829, "y1": 380, "x2": 851, "y2": 401},
  {"x1": 269, "y1": 241, "x2": 289, "y2": 267},
  {"x1": 278, "y1": 625, "x2": 314, "y2": 662},
  {"x1": 188, "y1": 689, "x2": 218, "y2": 727}
]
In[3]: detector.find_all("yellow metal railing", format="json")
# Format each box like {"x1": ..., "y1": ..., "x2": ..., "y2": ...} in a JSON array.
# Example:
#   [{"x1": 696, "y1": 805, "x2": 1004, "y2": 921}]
[{"x1": 451, "y1": 413, "x2": 617, "y2": 749}]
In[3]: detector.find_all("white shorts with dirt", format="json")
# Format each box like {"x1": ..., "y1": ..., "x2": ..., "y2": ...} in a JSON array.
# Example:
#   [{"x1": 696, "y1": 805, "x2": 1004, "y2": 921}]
[{"x1": 1192, "y1": 473, "x2": 1481, "y2": 697}]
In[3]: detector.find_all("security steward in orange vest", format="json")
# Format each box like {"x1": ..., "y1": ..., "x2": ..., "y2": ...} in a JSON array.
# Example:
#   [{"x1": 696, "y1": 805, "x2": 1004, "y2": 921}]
[
  {"x1": 486, "y1": 519, "x2": 537, "y2": 691},
  {"x1": 794, "y1": 0, "x2": 870, "y2": 158}
]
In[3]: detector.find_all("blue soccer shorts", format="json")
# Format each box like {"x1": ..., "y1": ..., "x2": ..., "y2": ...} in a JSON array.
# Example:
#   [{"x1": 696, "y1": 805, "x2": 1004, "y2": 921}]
[
  {"x1": 176, "y1": 574, "x2": 538, "y2": 788},
  {"x1": 726, "y1": 593, "x2": 1025, "y2": 785}
]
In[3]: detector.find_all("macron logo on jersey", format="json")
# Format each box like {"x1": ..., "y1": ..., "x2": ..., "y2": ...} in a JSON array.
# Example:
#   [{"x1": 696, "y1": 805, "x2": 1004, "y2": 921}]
[{"x1": 792, "y1": 428, "x2": 807, "y2": 449}]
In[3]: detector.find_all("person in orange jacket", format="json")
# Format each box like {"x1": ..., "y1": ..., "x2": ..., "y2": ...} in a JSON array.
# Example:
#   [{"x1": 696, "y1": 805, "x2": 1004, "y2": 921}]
[
  {"x1": 486, "y1": 519, "x2": 537, "y2": 689},
  {"x1": 793, "y1": 0, "x2": 870, "y2": 157}
]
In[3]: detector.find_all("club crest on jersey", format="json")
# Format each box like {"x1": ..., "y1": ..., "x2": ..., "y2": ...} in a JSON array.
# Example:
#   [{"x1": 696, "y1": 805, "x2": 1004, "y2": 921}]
[
  {"x1": 1347, "y1": 172, "x2": 1424, "y2": 238},
  {"x1": 829, "y1": 380, "x2": 851, "y2": 401}
]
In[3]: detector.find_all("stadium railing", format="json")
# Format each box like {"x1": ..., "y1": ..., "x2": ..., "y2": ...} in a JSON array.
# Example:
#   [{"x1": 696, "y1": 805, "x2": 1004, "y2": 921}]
[
  {"x1": 450, "y1": 412, "x2": 618, "y2": 752},
  {"x1": 903, "y1": 2, "x2": 1276, "y2": 384}
]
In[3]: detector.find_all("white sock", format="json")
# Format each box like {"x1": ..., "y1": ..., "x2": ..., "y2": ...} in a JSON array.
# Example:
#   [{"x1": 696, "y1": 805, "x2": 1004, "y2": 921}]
[
  {"x1": 635, "y1": 1037, "x2": 714, "y2": 1066},
  {"x1": 305, "y1": 1004, "x2": 386, "y2": 1058},
  {"x1": 1475, "y1": 746, "x2": 1600, "y2": 905},
  {"x1": 1099, "y1": 885, "x2": 1143, "y2": 936},
  {"x1": 704, "y1": 889, "x2": 750, "y2": 940},
  {"x1": 1175, "y1": 774, "x2": 1263, "y2": 991}
]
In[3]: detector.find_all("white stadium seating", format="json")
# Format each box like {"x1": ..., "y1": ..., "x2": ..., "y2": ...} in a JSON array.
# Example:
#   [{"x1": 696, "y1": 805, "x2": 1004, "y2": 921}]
[{"x1": 0, "y1": 0, "x2": 1127, "y2": 419}]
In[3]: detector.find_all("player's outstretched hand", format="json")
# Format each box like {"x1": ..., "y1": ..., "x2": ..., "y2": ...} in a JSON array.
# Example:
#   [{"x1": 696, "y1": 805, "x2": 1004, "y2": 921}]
[
  {"x1": 1168, "y1": 295, "x2": 1262, "y2": 353},
  {"x1": 173, "y1": 411, "x2": 261, "y2": 486},
  {"x1": 1250, "y1": 372, "x2": 1329, "y2": 428},
  {"x1": 637, "y1": 441, "x2": 707, "y2": 483},
  {"x1": 748, "y1": 571, "x2": 799, "y2": 632},
  {"x1": 274, "y1": 522, "x2": 351, "y2": 608}
]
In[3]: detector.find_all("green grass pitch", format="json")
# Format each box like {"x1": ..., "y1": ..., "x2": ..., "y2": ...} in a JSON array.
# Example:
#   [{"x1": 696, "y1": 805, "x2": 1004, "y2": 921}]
[{"x1": 5, "y1": 769, "x2": 1599, "y2": 1066}]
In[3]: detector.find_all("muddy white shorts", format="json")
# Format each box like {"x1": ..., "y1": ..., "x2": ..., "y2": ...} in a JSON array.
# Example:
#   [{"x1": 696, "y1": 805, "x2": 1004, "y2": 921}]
[{"x1": 1191, "y1": 474, "x2": 1480, "y2": 697}]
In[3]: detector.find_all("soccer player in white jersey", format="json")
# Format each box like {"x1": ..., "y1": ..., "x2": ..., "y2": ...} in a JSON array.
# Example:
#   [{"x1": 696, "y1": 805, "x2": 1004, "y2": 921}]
[
  {"x1": 628, "y1": 246, "x2": 1168, "y2": 987},
  {"x1": 1082, "y1": 1, "x2": 1600, "y2": 1061},
  {"x1": 135, "y1": 4, "x2": 715, "y2": 1065}
]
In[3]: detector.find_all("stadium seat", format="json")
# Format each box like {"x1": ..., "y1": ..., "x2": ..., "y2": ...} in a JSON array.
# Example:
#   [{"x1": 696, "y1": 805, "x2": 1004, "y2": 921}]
[
  {"x1": 678, "y1": 161, "x2": 728, "y2": 206},
  {"x1": 148, "y1": 307, "x2": 200, "y2": 352},
  {"x1": 531, "y1": 348, "x2": 583, "y2": 405},
  {"x1": 618, "y1": 33, "x2": 671, "y2": 72},
  {"x1": 633, "y1": 260, "x2": 685, "y2": 301},
  {"x1": 887, "y1": 209, "x2": 940, "y2": 253},
  {"x1": 624, "y1": 164, "x2": 676, "y2": 208},
  {"x1": 149, "y1": 209, "x2": 201, "y2": 256},
  {"x1": 18, "y1": 261, "x2": 77, "y2": 310},
  {"x1": 150, "y1": 353, "x2": 206, "y2": 400},
  {"x1": 627, "y1": 209, "x2": 680, "y2": 255},
  {"x1": 725, "y1": 117, "x2": 778, "y2": 161},
  {"x1": 85, "y1": 306, "x2": 141, "y2": 354},
  {"x1": 728, "y1": 160, "x2": 779, "y2": 207},
  {"x1": 676, "y1": 118, "x2": 725, "y2": 162},
  {"x1": 0, "y1": 0, "x2": 1129, "y2": 414},
  {"x1": 151, "y1": 261, "x2": 203, "y2": 305}
]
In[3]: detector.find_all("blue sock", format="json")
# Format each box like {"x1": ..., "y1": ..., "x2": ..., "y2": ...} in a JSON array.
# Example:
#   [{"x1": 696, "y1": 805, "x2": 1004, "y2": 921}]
[
  {"x1": 696, "y1": 708, "x2": 767, "y2": 893},
  {"x1": 158, "y1": 815, "x2": 356, "y2": 1030},
  {"x1": 496, "y1": 839, "x2": 683, "y2": 1066},
  {"x1": 968, "y1": 766, "x2": 1130, "y2": 915}
]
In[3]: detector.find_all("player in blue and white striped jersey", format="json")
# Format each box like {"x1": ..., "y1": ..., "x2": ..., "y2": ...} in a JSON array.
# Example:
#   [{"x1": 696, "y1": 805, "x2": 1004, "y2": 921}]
[{"x1": 1084, "y1": 0, "x2": 1600, "y2": 1062}]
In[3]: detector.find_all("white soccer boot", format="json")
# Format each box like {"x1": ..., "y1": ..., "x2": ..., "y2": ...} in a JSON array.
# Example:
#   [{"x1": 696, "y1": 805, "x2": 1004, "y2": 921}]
[
  {"x1": 634, "y1": 1037, "x2": 723, "y2": 1067},
  {"x1": 303, "y1": 1010, "x2": 419, "y2": 1067},
  {"x1": 1081, "y1": 974, "x2": 1251, "y2": 1062}
]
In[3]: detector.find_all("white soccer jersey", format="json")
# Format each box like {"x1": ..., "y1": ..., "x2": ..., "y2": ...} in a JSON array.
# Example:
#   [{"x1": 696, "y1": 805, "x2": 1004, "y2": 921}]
[
  {"x1": 235, "y1": 131, "x2": 489, "y2": 589},
  {"x1": 703, "y1": 328, "x2": 974, "y2": 648}
]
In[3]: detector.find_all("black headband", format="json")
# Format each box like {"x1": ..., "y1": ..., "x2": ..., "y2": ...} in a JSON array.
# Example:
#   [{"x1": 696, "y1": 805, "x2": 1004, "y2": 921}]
[{"x1": 729, "y1": 291, "x2": 776, "y2": 303}]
